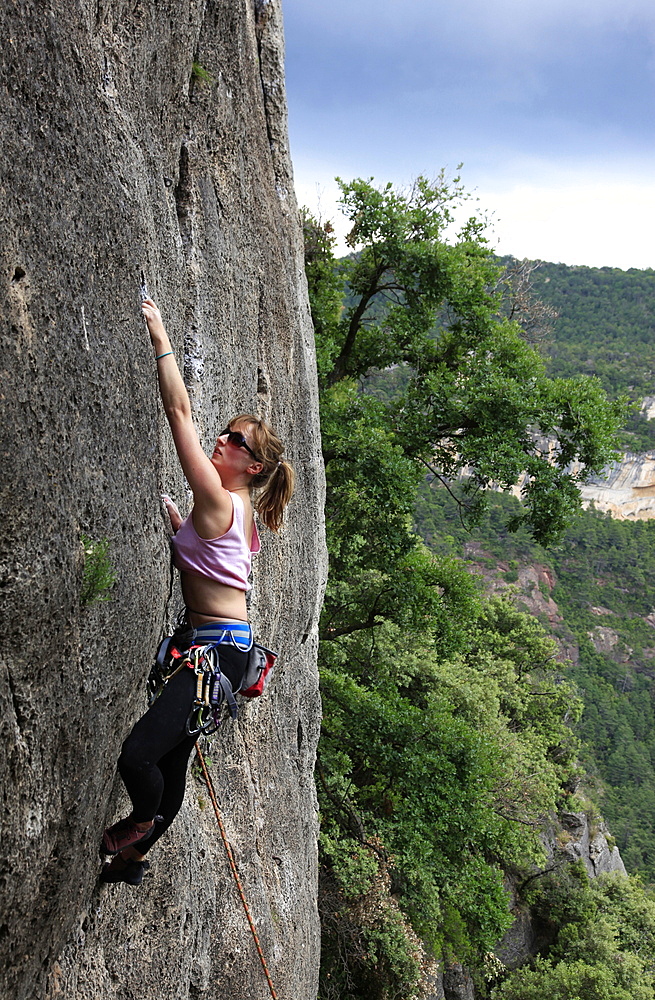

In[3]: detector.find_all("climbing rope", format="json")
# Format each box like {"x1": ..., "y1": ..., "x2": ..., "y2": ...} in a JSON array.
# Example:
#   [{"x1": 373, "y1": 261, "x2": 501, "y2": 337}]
[{"x1": 195, "y1": 744, "x2": 279, "y2": 1000}]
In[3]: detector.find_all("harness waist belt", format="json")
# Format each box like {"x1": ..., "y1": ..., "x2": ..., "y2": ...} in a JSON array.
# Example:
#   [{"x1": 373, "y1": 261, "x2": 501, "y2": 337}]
[{"x1": 191, "y1": 621, "x2": 253, "y2": 653}]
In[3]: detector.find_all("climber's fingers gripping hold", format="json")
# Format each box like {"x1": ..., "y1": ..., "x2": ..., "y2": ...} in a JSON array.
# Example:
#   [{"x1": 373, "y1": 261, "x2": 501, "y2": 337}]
[
  {"x1": 162, "y1": 495, "x2": 182, "y2": 532},
  {"x1": 141, "y1": 297, "x2": 165, "y2": 339}
]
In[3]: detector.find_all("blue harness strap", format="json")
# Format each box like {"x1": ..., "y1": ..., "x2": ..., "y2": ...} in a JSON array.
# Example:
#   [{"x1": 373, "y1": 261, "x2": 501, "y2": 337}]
[{"x1": 191, "y1": 620, "x2": 254, "y2": 652}]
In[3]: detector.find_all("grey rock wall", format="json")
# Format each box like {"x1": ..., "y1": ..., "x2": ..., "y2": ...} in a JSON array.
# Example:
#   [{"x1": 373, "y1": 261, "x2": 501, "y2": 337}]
[
  {"x1": 495, "y1": 810, "x2": 627, "y2": 975},
  {"x1": 0, "y1": 2, "x2": 326, "y2": 998},
  {"x1": 558, "y1": 811, "x2": 627, "y2": 878},
  {"x1": 579, "y1": 452, "x2": 655, "y2": 521}
]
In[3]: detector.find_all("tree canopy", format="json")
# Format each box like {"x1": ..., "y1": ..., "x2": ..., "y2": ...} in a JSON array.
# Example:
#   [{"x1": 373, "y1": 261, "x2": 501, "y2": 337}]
[{"x1": 306, "y1": 175, "x2": 625, "y2": 555}]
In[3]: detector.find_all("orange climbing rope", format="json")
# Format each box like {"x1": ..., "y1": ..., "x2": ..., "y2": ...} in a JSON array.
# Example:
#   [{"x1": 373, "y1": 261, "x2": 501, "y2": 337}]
[{"x1": 195, "y1": 744, "x2": 279, "y2": 1000}]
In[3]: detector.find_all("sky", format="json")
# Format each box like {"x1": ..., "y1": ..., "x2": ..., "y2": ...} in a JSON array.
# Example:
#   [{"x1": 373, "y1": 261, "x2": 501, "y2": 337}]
[{"x1": 282, "y1": 0, "x2": 655, "y2": 270}]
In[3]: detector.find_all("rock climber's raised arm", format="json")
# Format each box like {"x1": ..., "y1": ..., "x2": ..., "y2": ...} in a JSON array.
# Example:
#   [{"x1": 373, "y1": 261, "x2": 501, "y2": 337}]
[{"x1": 141, "y1": 298, "x2": 231, "y2": 520}]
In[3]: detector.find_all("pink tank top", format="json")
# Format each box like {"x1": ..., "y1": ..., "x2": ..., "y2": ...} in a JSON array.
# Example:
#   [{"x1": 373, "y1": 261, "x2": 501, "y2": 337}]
[{"x1": 171, "y1": 492, "x2": 260, "y2": 592}]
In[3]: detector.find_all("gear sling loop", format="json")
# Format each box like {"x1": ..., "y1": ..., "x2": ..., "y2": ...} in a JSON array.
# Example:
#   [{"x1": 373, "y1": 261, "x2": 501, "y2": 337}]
[{"x1": 195, "y1": 744, "x2": 278, "y2": 1000}]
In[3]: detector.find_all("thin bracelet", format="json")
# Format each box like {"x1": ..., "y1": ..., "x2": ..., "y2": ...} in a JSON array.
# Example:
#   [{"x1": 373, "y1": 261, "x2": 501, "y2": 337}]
[{"x1": 155, "y1": 351, "x2": 173, "y2": 361}]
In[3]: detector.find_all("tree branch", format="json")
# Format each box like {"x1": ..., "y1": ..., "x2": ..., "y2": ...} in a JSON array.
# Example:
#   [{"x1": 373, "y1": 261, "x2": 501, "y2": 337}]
[
  {"x1": 328, "y1": 264, "x2": 387, "y2": 384},
  {"x1": 321, "y1": 615, "x2": 384, "y2": 640}
]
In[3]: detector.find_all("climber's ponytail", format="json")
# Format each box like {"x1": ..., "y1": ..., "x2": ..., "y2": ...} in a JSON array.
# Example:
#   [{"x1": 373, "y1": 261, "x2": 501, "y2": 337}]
[
  {"x1": 227, "y1": 414, "x2": 294, "y2": 532},
  {"x1": 254, "y1": 458, "x2": 295, "y2": 532}
]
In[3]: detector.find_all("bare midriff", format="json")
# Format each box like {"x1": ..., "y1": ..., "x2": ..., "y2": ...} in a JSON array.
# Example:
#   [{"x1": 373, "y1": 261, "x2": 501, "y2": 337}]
[{"x1": 180, "y1": 571, "x2": 249, "y2": 625}]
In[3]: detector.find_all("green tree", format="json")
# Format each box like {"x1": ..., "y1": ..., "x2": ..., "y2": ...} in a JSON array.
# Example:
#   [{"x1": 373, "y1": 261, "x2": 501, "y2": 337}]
[
  {"x1": 493, "y1": 871, "x2": 655, "y2": 1000},
  {"x1": 312, "y1": 175, "x2": 624, "y2": 550},
  {"x1": 318, "y1": 585, "x2": 585, "y2": 996},
  {"x1": 304, "y1": 173, "x2": 625, "y2": 999},
  {"x1": 492, "y1": 955, "x2": 653, "y2": 1000}
]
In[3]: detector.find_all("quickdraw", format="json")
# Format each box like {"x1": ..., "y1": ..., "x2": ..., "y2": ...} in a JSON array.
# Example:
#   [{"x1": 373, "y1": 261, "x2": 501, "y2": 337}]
[
  {"x1": 184, "y1": 643, "x2": 238, "y2": 736},
  {"x1": 148, "y1": 629, "x2": 238, "y2": 736}
]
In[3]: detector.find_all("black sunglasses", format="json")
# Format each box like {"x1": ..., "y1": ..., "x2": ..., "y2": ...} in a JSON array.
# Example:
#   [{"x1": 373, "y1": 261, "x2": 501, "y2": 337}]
[{"x1": 219, "y1": 427, "x2": 260, "y2": 461}]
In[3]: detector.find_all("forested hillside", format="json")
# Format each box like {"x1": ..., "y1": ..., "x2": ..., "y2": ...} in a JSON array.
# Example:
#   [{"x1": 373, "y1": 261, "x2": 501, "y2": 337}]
[
  {"x1": 416, "y1": 489, "x2": 655, "y2": 879},
  {"x1": 303, "y1": 179, "x2": 655, "y2": 999},
  {"x1": 435, "y1": 258, "x2": 655, "y2": 877},
  {"x1": 529, "y1": 261, "x2": 655, "y2": 395},
  {"x1": 525, "y1": 260, "x2": 655, "y2": 451}
]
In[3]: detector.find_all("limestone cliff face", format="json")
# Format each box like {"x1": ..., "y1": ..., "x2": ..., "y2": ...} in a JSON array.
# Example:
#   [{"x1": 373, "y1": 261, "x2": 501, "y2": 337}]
[
  {"x1": 505, "y1": 437, "x2": 655, "y2": 521},
  {"x1": 579, "y1": 452, "x2": 655, "y2": 520},
  {"x1": 0, "y1": 3, "x2": 326, "y2": 999},
  {"x1": 557, "y1": 811, "x2": 626, "y2": 879}
]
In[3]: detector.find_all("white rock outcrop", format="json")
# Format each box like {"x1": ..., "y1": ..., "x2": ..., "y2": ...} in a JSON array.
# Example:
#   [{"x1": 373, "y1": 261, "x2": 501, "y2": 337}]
[{"x1": 580, "y1": 453, "x2": 655, "y2": 520}]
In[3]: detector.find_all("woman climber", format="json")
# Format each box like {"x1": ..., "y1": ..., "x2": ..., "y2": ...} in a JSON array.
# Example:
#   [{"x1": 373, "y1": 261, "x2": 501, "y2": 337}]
[{"x1": 99, "y1": 297, "x2": 294, "y2": 886}]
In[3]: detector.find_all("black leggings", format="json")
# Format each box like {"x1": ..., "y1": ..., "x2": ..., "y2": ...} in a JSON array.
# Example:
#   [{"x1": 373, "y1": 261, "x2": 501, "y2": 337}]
[{"x1": 117, "y1": 644, "x2": 248, "y2": 854}]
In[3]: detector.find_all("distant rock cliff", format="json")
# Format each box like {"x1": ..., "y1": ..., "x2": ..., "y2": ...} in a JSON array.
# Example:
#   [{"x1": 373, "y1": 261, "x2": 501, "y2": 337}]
[
  {"x1": 557, "y1": 811, "x2": 626, "y2": 878},
  {"x1": 580, "y1": 452, "x2": 655, "y2": 520},
  {"x1": 0, "y1": 3, "x2": 326, "y2": 999}
]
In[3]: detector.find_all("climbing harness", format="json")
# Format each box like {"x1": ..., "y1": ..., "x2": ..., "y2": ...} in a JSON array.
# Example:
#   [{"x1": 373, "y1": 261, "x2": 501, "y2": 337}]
[
  {"x1": 148, "y1": 618, "x2": 277, "y2": 735},
  {"x1": 149, "y1": 623, "x2": 242, "y2": 735},
  {"x1": 195, "y1": 743, "x2": 278, "y2": 1000}
]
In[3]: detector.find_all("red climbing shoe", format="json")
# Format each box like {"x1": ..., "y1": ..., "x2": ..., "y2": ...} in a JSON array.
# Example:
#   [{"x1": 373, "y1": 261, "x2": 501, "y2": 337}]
[{"x1": 100, "y1": 816, "x2": 155, "y2": 856}]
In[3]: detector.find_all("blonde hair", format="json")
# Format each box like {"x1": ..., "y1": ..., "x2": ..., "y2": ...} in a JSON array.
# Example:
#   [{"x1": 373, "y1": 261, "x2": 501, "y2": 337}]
[{"x1": 228, "y1": 414, "x2": 294, "y2": 532}]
